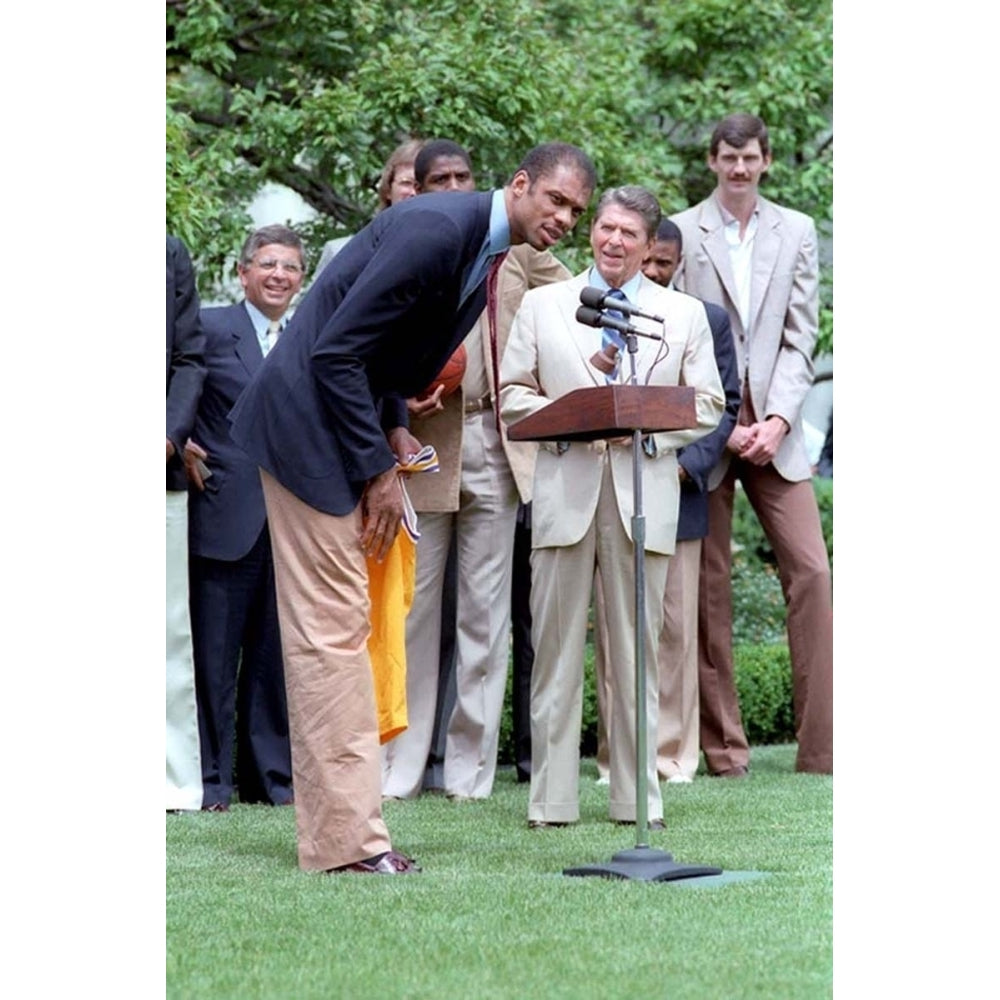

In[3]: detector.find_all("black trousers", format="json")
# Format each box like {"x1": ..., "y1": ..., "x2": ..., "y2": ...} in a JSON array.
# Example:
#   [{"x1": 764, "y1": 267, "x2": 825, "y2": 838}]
[{"x1": 190, "y1": 527, "x2": 293, "y2": 806}]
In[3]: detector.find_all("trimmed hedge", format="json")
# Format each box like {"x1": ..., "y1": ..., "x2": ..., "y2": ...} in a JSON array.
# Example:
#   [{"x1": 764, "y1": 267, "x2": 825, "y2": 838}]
[
  {"x1": 732, "y1": 643, "x2": 795, "y2": 744},
  {"x1": 497, "y1": 639, "x2": 795, "y2": 763}
]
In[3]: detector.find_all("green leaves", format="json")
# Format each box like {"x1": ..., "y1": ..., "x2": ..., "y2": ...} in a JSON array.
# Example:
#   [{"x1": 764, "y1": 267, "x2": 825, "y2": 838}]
[{"x1": 167, "y1": 0, "x2": 832, "y2": 318}]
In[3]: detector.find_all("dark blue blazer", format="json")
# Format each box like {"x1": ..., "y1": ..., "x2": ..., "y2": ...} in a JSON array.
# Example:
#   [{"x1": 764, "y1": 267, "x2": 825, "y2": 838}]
[
  {"x1": 166, "y1": 235, "x2": 205, "y2": 491},
  {"x1": 676, "y1": 299, "x2": 741, "y2": 540},
  {"x1": 229, "y1": 191, "x2": 494, "y2": 516},
  {"x1": 188, "y1": 302, "x2": 269, "y2": 561}
]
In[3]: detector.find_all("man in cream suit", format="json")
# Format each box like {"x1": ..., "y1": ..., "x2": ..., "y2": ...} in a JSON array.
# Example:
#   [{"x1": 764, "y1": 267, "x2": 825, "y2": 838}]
[
  {"x1": 671, "y1": 113, "x2": 833, "y2": 775},
  {"x1": 382, "y1": 142, "x2": 570, "y2": 800},
  {"x1": 500, "y1": 186, "x2": 724, "y2": 827}
]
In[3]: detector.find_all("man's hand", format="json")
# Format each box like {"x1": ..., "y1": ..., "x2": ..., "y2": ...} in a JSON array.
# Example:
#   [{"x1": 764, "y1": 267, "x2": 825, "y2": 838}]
[
  {"x1": 184, "y1": 439, "x2": 210, "y2": 491},
  {"x1": 406, "y1": 386, "x2": 446, "y2": 418},
  {"x1": 727, "y1": 425, "x2": 757, "y2": 455},
  {"x1": 740, "y1": 416, "x2": 789, "y2": 466},
  {"x1": 387, "y1": 426, "x2": 423, "y2": 467},
  {"x1": 166, "y1": 438, "x2": 175, "y2": 462},
  {"x1": 361, "y1": 466, "x2": 404, "y2": 562}
]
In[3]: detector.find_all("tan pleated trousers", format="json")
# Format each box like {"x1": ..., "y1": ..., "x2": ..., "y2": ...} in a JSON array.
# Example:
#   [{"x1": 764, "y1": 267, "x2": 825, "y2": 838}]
[
  {"x1": 260, "y1": 470, "x2": 391, "y2": 871},
  {"x1": 529, "y1": 458, "x2": 666, "y2": 824}
]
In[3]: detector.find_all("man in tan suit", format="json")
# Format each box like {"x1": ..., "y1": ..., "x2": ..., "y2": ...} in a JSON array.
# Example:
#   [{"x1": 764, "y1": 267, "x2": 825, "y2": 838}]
[
  {"x1": 671, "y1": 112, "x2": 833, "y2": 776},
  {"x1": 381, "y1": 141, "x2": 571, "y2": 800},
  {"x1": 500, "y1": 186, "x2": 724, "y2": 827}
]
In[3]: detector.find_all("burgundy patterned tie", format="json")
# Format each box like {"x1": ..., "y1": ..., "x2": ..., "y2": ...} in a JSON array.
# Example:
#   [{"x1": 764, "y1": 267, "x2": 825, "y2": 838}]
[{"x1": 486, "y1": 250, "x2": 510, "y2": 434}]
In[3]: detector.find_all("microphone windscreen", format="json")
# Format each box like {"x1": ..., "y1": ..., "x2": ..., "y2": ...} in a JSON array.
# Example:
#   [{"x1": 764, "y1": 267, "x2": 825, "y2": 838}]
[
  {"x1": 575, "y1": 305, "x2": 603, "y2": 328},
  {"x1": 579, "y1": 286, "x2": 606, "y2": 309}
]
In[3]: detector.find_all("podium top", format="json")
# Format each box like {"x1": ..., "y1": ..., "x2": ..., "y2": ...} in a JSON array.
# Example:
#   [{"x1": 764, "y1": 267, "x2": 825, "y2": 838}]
[{"x1": 506, "y1": 385, "x2": 696, "y2": 442}]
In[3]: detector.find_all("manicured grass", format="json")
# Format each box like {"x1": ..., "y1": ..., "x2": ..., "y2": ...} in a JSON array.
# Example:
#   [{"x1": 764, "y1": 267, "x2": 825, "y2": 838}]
[{"x1": 167, "y1": 744, "x2": 831, "y2": 999}]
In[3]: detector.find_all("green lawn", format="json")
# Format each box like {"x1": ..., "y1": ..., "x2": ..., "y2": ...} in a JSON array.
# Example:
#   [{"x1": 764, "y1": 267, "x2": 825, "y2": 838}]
[{"x1": 167, "y1": 744, "x2": 831, "y2": 999}]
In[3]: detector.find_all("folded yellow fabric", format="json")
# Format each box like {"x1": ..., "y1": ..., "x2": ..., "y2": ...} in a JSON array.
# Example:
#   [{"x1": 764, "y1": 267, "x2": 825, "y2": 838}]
[{"x1": 366, "y1": 446, "x2": 438, "y2": 744}]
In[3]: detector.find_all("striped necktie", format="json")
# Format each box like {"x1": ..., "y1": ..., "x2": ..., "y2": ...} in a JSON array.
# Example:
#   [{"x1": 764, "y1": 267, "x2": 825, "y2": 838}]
[
  {"x1": 602, "y1": 289, "x2": 627, "y2": 383},
  {"x1": 264, "y1": 320, "x2": 281, "y2": 356}
]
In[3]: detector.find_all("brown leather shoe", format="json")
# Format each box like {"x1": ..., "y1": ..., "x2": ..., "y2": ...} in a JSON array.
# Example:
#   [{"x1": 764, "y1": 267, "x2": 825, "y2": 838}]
[
  {"x1": 712, "y1": 765, "x2": 750, "y2": 778},
  {"x1": 330, "y1": 850, "x2": 421, "y2": 874}
]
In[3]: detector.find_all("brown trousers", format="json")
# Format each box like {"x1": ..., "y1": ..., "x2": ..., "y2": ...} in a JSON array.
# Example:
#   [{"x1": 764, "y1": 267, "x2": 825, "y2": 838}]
[
  {"x1": 699, "y1": 459, "x2": 833, "y2": 774},
  {"x1": 260, "y1": 470, "x2": 391, "y2": 870}
]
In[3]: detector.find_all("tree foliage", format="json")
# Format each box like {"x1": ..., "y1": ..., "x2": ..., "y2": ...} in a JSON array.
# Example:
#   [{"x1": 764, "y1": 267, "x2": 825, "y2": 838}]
[{"x1": 167, "y1": 0, "x2": 832, "y2": 351}]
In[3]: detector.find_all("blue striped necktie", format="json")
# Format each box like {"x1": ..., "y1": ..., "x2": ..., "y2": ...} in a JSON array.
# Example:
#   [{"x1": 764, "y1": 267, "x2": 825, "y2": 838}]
[{"x1": 602, "y1": 288, "x2": 627, "y2": 383}]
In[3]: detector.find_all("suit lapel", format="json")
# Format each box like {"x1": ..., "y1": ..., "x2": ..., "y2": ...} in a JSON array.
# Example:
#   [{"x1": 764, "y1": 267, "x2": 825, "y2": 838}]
[
  {"x1": 232, "y1": 303, "x2": 264, "y2": 376},
  {"x1": 564, "y1": 273, "x2": 604, "y2": 386},
  {"x1": 629, "y1": 277, "x2": 669, "y2": 379},
  {"x1": 748, "y1": 198, "x2": 781, "y2": 338},
  {"x1": 695, "y1": 200, "x2": 737, "y2": 311}
]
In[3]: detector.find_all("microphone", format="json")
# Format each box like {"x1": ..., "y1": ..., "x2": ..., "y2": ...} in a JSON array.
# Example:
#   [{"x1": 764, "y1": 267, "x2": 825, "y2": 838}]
[
  {"x1": 575, "y1": 306, "x2": 661, "y2": 342},
  {"x1": 579, "y1": 286, "x2": 665, "y2": 324}
]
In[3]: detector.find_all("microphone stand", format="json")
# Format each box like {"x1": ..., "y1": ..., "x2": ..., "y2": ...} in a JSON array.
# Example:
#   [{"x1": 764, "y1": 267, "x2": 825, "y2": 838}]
[{"x1": 564, "y1": 328, "x2": 722, "y2": 882}]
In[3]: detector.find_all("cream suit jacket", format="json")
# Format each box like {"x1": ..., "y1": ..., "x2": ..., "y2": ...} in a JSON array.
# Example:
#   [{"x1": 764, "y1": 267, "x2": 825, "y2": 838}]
[
  {"x1": 405, "y1": 244, "x2": 570, "y2": 512},
  {"x1": 499, "y1": 270, "x2": 724, "y2": 556},
  {"x1": 670, "y1": 194, "x2": 819, "y2": 488}
]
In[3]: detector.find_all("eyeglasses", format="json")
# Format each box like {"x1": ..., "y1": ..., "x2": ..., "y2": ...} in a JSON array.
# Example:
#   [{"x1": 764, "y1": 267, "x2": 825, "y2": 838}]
[{"x1": 252, "y1": 258, "x2": 304, "y2": 275}]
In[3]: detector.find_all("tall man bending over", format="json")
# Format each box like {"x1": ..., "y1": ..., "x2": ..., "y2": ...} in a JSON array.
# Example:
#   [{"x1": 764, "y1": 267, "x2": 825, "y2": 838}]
[
  {"x1": 229, "y1": 143, "x2": 596, "y2": 873},
  {"x1": 671, "y1": 113, "x2": 833, "y2": 775}
]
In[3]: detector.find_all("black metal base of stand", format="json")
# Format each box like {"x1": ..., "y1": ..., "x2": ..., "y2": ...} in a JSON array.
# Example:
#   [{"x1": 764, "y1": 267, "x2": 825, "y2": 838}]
[{"x1": 564, "y1": 846, "x2": 722, "y2": 883}]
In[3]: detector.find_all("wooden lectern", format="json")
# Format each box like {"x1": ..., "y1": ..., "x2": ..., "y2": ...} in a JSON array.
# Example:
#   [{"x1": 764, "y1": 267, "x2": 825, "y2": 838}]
[
  {"x1": 506, "y1": 385, "x2": 696, "y2": 442},
  {"x1": 506, "y1": 382, "x2": 723, "y2": 882}
]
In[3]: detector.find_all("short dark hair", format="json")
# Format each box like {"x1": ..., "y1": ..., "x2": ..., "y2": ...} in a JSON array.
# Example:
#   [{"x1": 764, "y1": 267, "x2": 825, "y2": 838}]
[
  {"x1": 709, "y1": 113, "x2": 770, "y2": 158},
  {"x1": 239, "y1": 224, "x2": 306, "y2": 269},
  {"x1": 512, "y1": 142, "x2": 597, "y2": 194},
  {"x1": 414, "y1": 140, "x2": 473, "y2": 186},
  {"x1": 593, "y1": 185, "x2": 661, "y2": 241},
  {"x1": 654, "y1": 218, "x2": 682, "y2": 250}
]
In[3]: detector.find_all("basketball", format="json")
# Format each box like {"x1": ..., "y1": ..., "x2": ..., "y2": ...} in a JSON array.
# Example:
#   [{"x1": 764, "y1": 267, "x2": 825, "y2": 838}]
[{"x1": 418, "y1": 343, "x2": 467, "y2": 400}]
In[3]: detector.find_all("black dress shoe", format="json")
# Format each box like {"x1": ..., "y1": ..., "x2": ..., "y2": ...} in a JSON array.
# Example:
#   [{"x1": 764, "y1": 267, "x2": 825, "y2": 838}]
[
  {"x1": 330, "y1": 850, "x2": 421, "y2": 874},
  {"x1": 528, "y1": 820, "x2": 569, "y2": 829},
  {"x1": 201, "y1": 802, "x2": 230, "y2": 812},
  {"x1": 614, "y1": 818, "x2": 665, "y2": 830}
]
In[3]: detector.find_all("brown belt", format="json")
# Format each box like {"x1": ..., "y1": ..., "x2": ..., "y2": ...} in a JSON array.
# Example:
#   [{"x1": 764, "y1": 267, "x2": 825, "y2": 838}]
[{"x1": 464, "y1": 394, "x2": 492, "y2": 415}]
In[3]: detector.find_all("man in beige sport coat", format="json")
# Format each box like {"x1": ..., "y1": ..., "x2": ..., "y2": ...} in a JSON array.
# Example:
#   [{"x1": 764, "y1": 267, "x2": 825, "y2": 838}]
[
  {"x1": 500, "y1": 185, "x2": 724, "y2": 827},
  {"x1": 670, "y1": 112, "x2": 833, "y2": 776}
]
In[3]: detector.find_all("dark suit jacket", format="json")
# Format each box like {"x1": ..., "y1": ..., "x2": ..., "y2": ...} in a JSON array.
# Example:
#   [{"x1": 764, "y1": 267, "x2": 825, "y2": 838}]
[
  {"x1": 166, "y1": 235, "x2": 205, "y2": 492},
  {"x1": 229, "y1": 191, "x2": 494, "y2": 516},
  {"x1": 188, "y1": 302, "x2": 270, "y2": 561},
  {"x1": 675, "y1": 299, "x2": 741, "y2": 540}
]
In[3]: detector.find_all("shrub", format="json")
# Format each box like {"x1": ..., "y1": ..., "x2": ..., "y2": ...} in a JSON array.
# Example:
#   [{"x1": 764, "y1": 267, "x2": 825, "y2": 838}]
[
  {"x1": 732, "y1": 643, "x2": 796, "y2": 744},
  {"x1": 496, "y1": 639, "x2": 794, "y2": 764},
  {"x1": 731, "y1": 555, "x2": 787, "y2": 645}
]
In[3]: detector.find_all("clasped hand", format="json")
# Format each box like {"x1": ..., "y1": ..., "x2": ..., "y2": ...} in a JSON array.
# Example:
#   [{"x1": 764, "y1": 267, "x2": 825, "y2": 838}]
[
  {"x1": 360, "y1": 426, "x2": 424, "y2": 562},
  {"x1": 728, "y1": 416, "x2": 789, "y2": 466}
]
